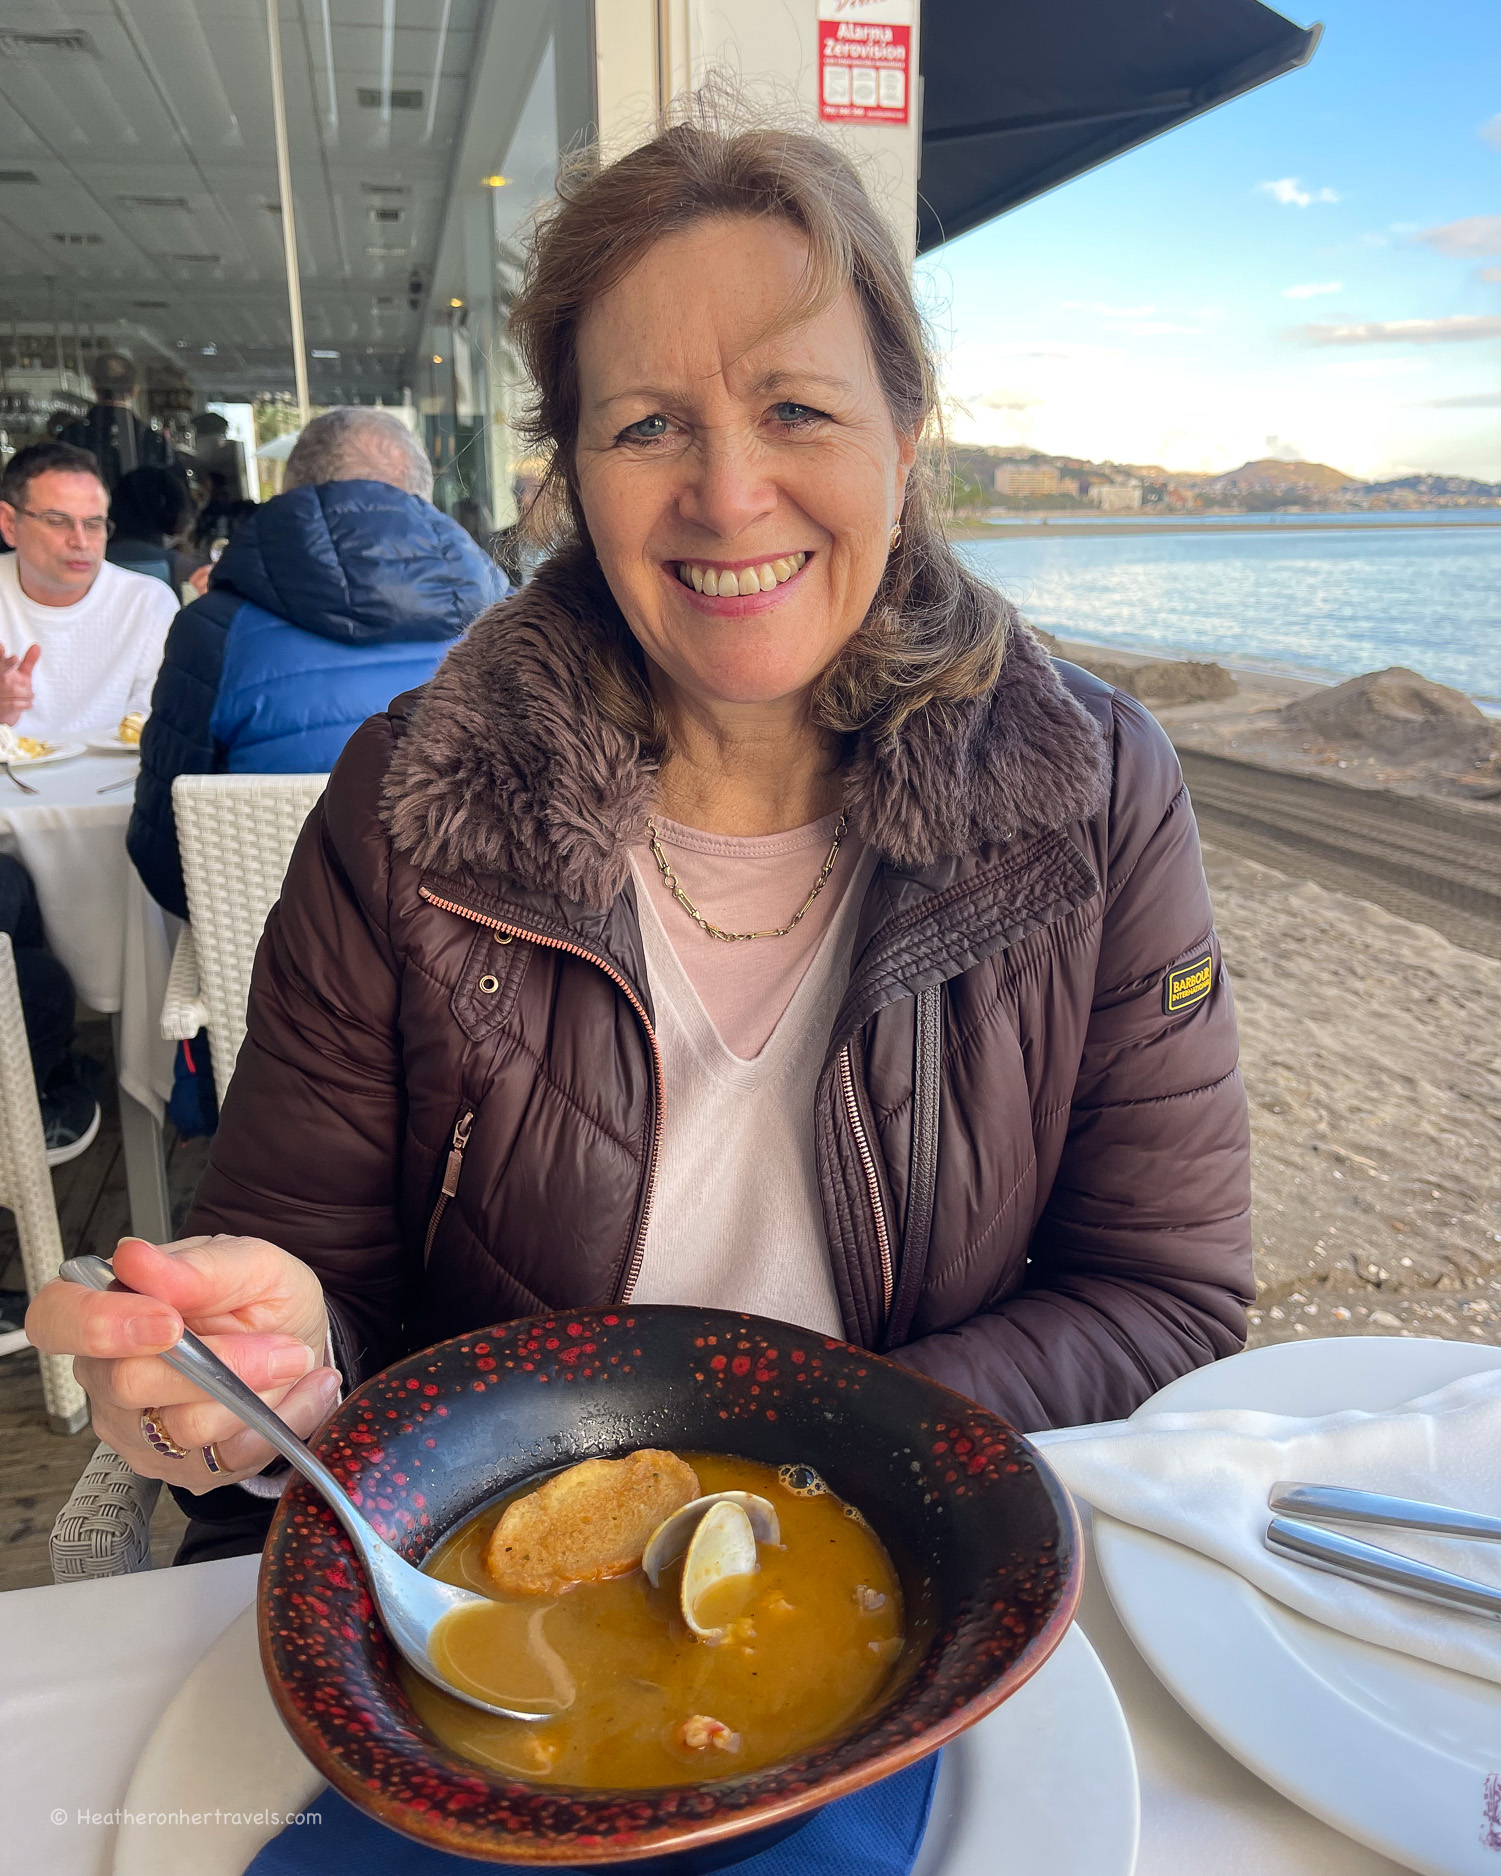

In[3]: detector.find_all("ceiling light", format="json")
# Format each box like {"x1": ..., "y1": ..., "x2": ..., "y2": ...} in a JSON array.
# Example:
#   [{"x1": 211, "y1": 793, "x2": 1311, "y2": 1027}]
[
  {"x1": 118, "y1": 194, "x2": 190, "y2": 211},
  {"x1": 0, "y1": 169, "x2": 40, "y2": 184},
  {"x1": 358, "y1": 87, "x2": 422, "y2": 110},
  {"x1": 0, "y1": 29, "x2": 97, "y2": 58},
  {"x1": 448, "y1": 297, "x2": 462, "y2": 308},
  {"x1": 432, "y1": 354, "x2": 443, "y2": 364},
  {"x1": 482, "y1": 175, "x2": 509, "y2": 188},
  {"x1": 312, "y1": 349, "x2": 340, "y2": 359}
]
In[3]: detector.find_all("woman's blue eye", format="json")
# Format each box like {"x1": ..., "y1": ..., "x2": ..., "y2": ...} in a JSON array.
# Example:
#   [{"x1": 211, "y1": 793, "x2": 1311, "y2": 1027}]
[
  {"x1": 620, "y1": 414, "x2": 669, "y2": 442},
  {"x1": 772, "y1": 402, "x2": 820, "y2": 426}
]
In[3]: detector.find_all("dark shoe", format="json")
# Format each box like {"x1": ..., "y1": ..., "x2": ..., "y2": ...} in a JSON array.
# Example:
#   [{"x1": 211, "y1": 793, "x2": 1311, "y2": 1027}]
[{"x1": 41, "y1": 1081, "x2": 101, "y2": 1166}]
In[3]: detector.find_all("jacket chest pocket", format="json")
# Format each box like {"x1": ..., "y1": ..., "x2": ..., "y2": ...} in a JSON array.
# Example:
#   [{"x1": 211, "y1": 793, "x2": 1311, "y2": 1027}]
[{"x1": 450, "y1": 927, "x2": 530, "y2": 1041}]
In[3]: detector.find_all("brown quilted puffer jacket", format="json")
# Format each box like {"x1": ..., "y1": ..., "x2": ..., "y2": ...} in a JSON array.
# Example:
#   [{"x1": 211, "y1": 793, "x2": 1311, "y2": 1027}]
[{"x1": 188, "y1": 551, "x2": 1252, "y2": 1432}]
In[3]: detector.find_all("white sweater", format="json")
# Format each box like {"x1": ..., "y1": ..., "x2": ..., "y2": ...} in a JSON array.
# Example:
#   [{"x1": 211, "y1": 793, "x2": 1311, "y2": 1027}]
[
  {"x1": 0, "y1": 555, "x2": 176, "y2": 740},
  {"x1": 626, "y1": 845, "x2": 878, "y2": 1337}
]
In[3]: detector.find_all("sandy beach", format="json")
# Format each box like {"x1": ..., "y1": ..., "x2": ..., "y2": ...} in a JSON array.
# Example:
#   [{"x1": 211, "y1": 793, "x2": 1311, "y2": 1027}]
[
  {"x1": 1042, "y1": 628, "x2": 1501, "y2": 1351},
  {"x1": 1204, "y1": 847, "x2": 1501, "y2": 1349}
]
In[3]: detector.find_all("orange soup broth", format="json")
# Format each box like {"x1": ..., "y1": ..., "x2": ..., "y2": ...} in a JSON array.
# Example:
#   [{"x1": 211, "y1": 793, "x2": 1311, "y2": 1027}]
[{"x1": 402, "y1": 1455, "x2": 904, "y2": 1787}]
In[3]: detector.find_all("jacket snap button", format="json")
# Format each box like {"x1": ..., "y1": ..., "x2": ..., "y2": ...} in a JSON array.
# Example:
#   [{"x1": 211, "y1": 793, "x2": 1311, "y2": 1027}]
[
  {"x1": 478, "y1": 973, "x2": 500, "y2": 994},
  {"x1": 492, "y1": 931, "x2": 513, "y2": 945}
]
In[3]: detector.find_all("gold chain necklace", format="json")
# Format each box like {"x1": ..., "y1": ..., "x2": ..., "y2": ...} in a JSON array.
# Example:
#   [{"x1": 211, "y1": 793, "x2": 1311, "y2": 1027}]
[{"x1": 646, "y1": 811, "x2": 849, "y2": 943}]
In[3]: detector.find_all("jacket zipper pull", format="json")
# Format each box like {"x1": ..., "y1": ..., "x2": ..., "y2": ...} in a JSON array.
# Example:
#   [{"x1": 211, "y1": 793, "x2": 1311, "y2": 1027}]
[
  {"x1": 424, "y1": 1107, "x2": 474, "y2": 1263},
  {"x1": 441, "y1": 1108, "x2": 474, "y2": 1197}
]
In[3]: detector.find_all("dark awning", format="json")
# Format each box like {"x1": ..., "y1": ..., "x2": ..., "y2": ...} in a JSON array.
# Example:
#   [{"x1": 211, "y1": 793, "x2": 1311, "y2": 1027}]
[{"x1": 918, "y1": 0, "x2": 1321, "y2": 253}]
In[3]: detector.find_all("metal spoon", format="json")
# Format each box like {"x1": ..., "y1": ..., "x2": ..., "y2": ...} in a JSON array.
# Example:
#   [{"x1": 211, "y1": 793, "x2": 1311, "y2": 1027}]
[{"x1": 59, "y1": 1254, "x2": 556, "y2": 1721}]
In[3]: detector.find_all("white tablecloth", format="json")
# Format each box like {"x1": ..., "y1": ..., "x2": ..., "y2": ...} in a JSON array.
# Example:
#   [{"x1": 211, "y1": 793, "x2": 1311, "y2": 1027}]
[
  {"x1": 0, "y1": 752, "x2": 176, "y2": 1119},
  {"x1": 0, "y1": 1515, "x2": 1412, "y2": 1876}
]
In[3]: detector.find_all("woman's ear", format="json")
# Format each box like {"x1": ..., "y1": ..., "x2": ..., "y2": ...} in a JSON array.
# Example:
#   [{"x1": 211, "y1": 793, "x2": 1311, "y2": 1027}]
[{"x1": 893, "y1": 425, "x2": 920, "y2": 509}]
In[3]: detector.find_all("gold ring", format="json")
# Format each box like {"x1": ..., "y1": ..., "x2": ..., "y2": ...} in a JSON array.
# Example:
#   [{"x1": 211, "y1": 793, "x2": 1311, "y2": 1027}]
[
  {"x1": 140, "y1": 1407, "x2": 190, "y2": 1460},
  {"x1": 202, "y1": 1442, "x2": 226, "y2": 1476}
]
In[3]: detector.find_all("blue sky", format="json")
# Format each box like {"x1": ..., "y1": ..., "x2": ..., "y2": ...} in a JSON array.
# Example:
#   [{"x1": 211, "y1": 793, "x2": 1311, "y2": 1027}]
[{"x1": 916, "y1": 0, "x2": 1501, "y2": 480}]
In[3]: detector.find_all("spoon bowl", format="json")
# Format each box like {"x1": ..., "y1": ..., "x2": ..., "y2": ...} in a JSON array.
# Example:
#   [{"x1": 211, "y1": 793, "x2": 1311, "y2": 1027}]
[{"x1": 58, "y1": 1254, "x2": 554, "y2": 1723}]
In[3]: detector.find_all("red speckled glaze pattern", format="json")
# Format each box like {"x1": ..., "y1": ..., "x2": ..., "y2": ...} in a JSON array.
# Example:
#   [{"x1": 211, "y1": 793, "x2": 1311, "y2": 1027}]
[{"x1": 259, "y1": 1306, "x2": 1080, "y2": 1866}]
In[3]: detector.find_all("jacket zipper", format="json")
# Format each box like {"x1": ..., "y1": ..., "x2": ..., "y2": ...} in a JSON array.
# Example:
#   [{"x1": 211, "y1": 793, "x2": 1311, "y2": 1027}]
[
  {"x1": 838, "y1": 1041, "x2": 893, "y2": 1320},
  {"x1": 417, "y1": 886, "x2": 665, "y2": 1301},
  {"x1": 423, "y1": 1106, "x2": 474, "y2": 1264}
]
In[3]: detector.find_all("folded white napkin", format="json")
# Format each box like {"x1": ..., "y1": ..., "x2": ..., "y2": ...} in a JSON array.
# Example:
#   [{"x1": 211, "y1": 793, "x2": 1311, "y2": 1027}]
[{"x1": 1032, "y1": 1369, "x2": 1501, "y2": 1686}]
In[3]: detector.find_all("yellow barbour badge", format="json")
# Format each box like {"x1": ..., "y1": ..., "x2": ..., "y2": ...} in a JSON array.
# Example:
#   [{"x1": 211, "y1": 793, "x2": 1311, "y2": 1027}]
[{"x1": 1163, "y1": 950, "x2": 1214, "y2": 1015}]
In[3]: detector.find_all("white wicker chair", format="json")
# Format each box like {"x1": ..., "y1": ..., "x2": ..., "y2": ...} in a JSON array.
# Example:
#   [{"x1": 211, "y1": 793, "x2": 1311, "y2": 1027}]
[
  {"x1": 160, "y1": 773, "x2": 330, "y2": 1105},
  {"x1": 0, "y1": 933, "x2": 88, "y2": 1435},
  {"x1": 50, "y1": 773, "x2": 328, "y2": 1581}
]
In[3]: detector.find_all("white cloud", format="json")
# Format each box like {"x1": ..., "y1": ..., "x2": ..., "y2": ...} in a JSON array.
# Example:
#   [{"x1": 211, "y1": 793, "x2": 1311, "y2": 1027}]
[
  {"x1": 1282, "y1": 281, "x2": 1344, "y2": 300},
  {"x1": 1295, "y1": 314, "x2": 1501, "y2": 345},
  {"x1": 1417, "y1": 390, "x2": 1501, "y2": 408},
  {"x1": 1480, "y1": 115, "x2": 1501, "y2": 150},
  {"x1": 1416, "y1": 215, "x2": 1501, "y2": 257},
  {"x1": 1259, "y1": 177, "x2": 1341, "y2": 208}
]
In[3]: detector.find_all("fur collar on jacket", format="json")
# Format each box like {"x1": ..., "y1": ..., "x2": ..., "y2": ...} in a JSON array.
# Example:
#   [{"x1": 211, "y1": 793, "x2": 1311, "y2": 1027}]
[{"x1": 381, "y1": 546, "x2": 1110, "y2": 909}]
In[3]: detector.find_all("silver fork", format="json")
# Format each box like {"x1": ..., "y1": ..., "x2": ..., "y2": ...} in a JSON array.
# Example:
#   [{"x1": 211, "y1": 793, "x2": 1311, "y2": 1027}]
[{"x1": 3, "y1": 761, "x2": 37, "y2": 796}]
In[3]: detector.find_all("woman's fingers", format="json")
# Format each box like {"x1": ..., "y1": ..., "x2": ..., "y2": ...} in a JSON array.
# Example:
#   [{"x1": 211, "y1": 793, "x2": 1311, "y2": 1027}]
[
  {"x1": 77, "y1": 1329, "x2": 317, "y2": 1412},
  {"x1": 93, "y1": 1366, "x2": 343, "y2": 1489},
  {"x1": 26, "y1": 1234, "x2": 328, "y2": 1365},
  {"x1": 112, "y1": 1235, "x2": 329, "y2": 1348},
  {"x1": 27, "y1": 1276, "x2": 182, "y2": 1361}
]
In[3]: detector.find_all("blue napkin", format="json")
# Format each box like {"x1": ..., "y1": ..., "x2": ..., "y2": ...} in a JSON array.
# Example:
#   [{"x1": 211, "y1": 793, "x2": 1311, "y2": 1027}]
[{"x1": 245, "y1": 1753, "x2": 940, "y2": 1875}]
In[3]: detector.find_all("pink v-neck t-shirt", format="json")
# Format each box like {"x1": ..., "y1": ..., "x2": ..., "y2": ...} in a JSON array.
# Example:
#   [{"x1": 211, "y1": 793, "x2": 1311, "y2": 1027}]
[{"x1": 629, "y1": 811, "x2": 867, "y2": 1059}]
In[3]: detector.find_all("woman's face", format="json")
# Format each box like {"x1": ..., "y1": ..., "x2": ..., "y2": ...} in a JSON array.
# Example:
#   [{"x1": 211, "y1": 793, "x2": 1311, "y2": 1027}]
[{"x1": 573, "y1": 216, "x2": 917, "y2": 719}]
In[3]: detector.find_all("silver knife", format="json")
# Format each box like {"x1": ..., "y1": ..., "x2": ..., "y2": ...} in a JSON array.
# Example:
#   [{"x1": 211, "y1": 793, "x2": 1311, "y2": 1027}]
[
  {"x1": 1265, "y1": 1515, "x2": 1501, "y2": 1621},
  {"x1": 1269, "y1": 1482, "x2": 1501, "y2": 1543}
]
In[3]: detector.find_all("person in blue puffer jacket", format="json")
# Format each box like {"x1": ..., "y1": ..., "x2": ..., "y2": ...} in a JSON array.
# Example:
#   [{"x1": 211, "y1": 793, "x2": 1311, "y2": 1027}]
[{"x1": 128, "y1": 407, "x2": 507, "y2": 919}]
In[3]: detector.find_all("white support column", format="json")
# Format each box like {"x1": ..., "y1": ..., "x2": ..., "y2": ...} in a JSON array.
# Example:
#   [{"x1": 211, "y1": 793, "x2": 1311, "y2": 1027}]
[
  {"x1": 266, "y1": 0, "x2": 312, "y2": 425},
  {"x1": 591, "y1": 0, "x2": 920, "y2": 262}
]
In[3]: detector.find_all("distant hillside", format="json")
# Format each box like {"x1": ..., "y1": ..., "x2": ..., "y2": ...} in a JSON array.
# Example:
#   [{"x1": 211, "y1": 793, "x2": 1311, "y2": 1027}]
[
  {"x1": 1363, "y1": 473, "x2": 1501, "y2": 498},
  {"x1": 1206, "y1": 458, "x2": 1363, "y2": 495}
]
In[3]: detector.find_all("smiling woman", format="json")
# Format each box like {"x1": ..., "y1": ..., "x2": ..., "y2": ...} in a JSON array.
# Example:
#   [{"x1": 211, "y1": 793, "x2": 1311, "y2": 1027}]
[{"x1": 29, "y1": 103, "x2": 1254, "y2": 1570}]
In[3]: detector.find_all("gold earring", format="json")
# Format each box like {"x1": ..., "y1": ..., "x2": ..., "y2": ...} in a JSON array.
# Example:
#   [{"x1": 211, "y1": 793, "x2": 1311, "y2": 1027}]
[{"x1": 888, "y1": 521, "x2": 902, "y2": 552}]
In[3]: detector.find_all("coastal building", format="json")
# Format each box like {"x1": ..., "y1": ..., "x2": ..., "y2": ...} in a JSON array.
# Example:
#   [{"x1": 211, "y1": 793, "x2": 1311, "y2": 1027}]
[
  {"x1": 1089, "y1": 480, "x2": 1144, "y2": 511},
  {"x1": 996, "y1": 465, "x2": 1074, "y2": 498}
]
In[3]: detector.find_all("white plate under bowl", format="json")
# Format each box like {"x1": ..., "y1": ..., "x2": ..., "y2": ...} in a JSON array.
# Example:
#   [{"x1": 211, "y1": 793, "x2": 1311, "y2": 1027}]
[
  {"x1": 4, "y1": 740, "x2": 85, "y2": 767},
  {"x1": 1094, "y1": 1337, "x2": 1501, "y2": 1876},
  {"x1": 116, "y1": 1605, "x2": 1138, "y2": 1876},
  {"x1": 86, "y1": 735, "x2": 142, "y2": 755}
]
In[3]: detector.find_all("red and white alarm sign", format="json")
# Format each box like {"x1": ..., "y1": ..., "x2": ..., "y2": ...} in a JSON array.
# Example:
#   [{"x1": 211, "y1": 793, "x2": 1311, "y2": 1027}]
[{"x1": 817, "y1": 0, "x2": 913, "y2": 128}]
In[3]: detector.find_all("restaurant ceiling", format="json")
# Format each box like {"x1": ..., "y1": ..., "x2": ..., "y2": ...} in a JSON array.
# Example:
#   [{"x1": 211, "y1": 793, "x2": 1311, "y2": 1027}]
[{"x1": 0, "y1": 0, "x2": 508, "y2": 406}]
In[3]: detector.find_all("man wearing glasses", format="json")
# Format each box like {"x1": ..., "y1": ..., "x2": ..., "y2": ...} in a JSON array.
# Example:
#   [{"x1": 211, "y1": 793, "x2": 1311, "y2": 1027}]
[
  {"x1": 0, "y1": 442, "x2": 176, "y2": 1166},
  {"x1": 0, "y1": 441, "x2": 176, "y2": 739}
]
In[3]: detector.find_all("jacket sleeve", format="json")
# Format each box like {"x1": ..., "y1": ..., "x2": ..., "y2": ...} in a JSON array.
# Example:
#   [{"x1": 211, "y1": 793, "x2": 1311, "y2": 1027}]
[
  {"x1": 184, "y1": 718, "x2": 409, "y2": 1385},
  {"x1": 898, "y1": 693, "x2": 1253, "y2": 1431},
  {"x1": 126, "y1": 590, "x2": 237, "y2": 918}
]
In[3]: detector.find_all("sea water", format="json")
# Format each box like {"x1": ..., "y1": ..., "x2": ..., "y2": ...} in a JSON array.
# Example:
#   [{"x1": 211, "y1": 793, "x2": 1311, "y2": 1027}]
[{"x1": 956, "y1": 515, "x2": 1501, "y2": 710}]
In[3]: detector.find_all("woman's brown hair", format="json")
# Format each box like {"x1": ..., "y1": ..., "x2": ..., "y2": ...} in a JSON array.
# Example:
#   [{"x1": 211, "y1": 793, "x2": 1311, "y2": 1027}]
[{"x1": 509, "y1": 101, "x2": 1013, "y2": 748}]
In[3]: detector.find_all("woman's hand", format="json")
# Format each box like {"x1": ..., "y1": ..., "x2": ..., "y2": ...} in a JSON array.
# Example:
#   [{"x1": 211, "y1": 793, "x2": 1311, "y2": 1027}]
[{"x1": 26, "y1": 1235, "x2": 341, "y2": 1493}]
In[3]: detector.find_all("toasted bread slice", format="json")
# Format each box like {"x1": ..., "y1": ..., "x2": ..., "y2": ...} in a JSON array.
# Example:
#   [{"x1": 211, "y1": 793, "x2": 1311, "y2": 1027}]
[{"x1": 485, "y1": 1449, "x2": 701, "y2": 1596}]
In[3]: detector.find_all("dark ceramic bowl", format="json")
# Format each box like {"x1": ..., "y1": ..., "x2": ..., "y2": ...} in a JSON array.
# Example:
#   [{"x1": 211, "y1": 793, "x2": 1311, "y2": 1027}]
[{"x1": 259, "y1": 1306, "x2": 1080, "y2": 1866}]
